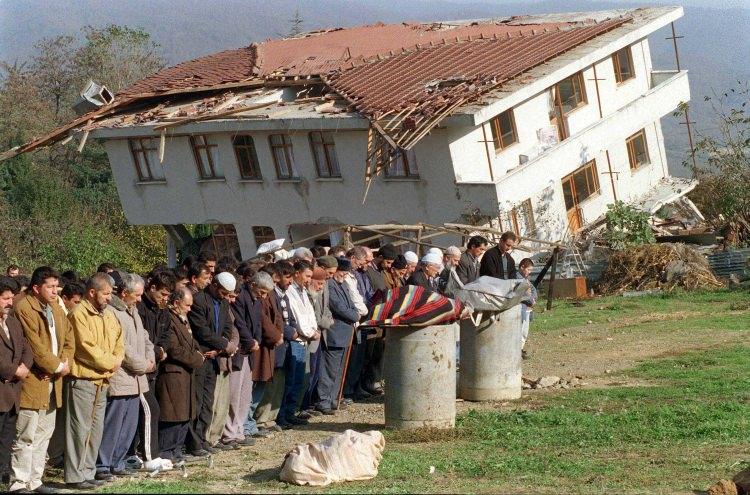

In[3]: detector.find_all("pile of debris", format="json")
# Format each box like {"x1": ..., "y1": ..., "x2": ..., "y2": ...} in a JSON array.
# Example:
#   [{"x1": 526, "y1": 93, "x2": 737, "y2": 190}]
[{"x1": 597, "y1": 243, "x2": 724, "y2": 294}]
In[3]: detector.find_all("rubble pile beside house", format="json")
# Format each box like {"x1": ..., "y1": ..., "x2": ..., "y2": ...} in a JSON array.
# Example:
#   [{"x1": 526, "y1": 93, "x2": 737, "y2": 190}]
[{"x1": 596, "y1": 242, "x2": 723, "y2": 294}]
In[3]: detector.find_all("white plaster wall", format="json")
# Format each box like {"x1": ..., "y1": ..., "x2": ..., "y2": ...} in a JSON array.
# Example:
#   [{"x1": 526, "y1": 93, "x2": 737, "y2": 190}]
[{"x1": 106, "y1": 127, "x2": 497, "y2": 257}]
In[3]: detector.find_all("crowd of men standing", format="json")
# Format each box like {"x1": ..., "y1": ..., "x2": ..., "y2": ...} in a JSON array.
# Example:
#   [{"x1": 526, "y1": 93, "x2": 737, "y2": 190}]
[{"x1": 0, "y1": 230, "x2": 535, "y2": 492}]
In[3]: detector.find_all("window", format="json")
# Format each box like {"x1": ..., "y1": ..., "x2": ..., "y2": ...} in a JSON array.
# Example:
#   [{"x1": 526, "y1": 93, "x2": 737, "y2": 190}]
[
  {"x1": 190, "y1": 135, "x2": 222, "y2": 179},
  {"x1": 626, "y1": 129, "x2": 650, "y2": 170},
  {"x1": 252, "y1": 226, "x2": 276, "y2": 246},
  {"x1": 503, "y1": 199, "x2": 536, "y2": 237},
  {"x1": 309, "y1": 131, "x2": 341, "y2": 178},
  {"x1": 385, "y1": 147, "x2": 419, "y2": 178},
  {"x1": 269, "y1": 134, "x2": 299, "y2": 179},
  {"x1": 489, "y1": 109, "x2": 518, "y2": 152},
  {"x1": 562, "y1": 160, "x2": 600, "y2": 212},
  {"x1": 549, "y1": 72, "x2": 587, "y2": 141},
  {"x1": 613, "y1": 46, "x2": 635, "y2": 84},
  {"x1": 129, "y1": 138, "x2": 164, "y2": 182},
  {"x1": 233, "y1": 135, "x2": 262, "y2": 179},
  {"x1": 556, "y1": 72, "x2": 587, "y2": 115}
]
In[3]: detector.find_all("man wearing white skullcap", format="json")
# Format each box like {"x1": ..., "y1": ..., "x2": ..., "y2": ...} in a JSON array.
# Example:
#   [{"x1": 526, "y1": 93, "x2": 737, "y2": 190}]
[
  {"x1": 185, "y1": 271, "x2": 237, "y2": 456},
  {"x1": 437, "y1": 246, "x2": 462, "y2": 293},
  {"x1": 403, "y1": 251, "x2": 419, "y2": 283},
  {"x1": 406, "y1": 252, "x2": 443, "y2": 290}
]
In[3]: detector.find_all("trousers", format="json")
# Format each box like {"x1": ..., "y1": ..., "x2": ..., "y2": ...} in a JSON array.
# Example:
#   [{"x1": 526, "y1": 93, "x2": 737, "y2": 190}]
[
  {"x1": 96, "y1": 395, "x2": 139, "y2": 473},
  {"x1": 222, "y1": 356, "x2": 253, "y2": 442},
  {"x1": 10, "y1": 387, "x2": 57, "y2": 491},
  {"x1": 64, "y1": 379, "x2": 107, "y2": 483}
]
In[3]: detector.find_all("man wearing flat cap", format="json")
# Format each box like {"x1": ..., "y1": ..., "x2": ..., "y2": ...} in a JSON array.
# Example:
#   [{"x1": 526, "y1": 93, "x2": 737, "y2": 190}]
[
  {"x1": 314, "y1": 258, "x2": 360, "y2": 415},
  {"x1": 185, "y1": 271, "x2": 237, "y2": 456}
]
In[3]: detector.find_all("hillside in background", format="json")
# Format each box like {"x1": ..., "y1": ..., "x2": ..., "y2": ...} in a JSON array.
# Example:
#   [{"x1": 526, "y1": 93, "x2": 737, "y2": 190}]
[{"x1": 2, "y1": 0, "x2": 747, "y2": 178}]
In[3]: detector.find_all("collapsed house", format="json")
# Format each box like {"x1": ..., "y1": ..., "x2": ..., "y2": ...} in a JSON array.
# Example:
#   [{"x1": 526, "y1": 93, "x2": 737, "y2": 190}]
[{"x1": 1, "y1": 7, "x2": 692, "y2": 261}]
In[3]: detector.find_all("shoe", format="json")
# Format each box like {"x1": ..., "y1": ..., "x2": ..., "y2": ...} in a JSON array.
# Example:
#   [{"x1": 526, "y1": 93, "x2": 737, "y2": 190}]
[
  {"x1": 363, "y1": 385, "x2": 384, "y2": 395},
  {"x1": 85, "y1": 479, "x2": 105, "y2": 486},
  {"x1": 356, "y1": 388, "x2": 372, "y2": 399},
  {"x1": 211, "y1": 442, "x2": 231, "y2": 451},
  {"x1": 125, "y1": 454, "x2": 143, "y2": 470},
  {"x1": 342, "y1": 398, "x2": 354, "y2": 405},
  {"x1": 305, "y1": 408, "x2": 322, "y2": 417},
  {"x1": 219, "y1": 441, "x2": 240, "y2": 450},
  {"x1": 251, "y1": 429, "x2": 273, "y2": 439},
  {"x1": 314, "y1": 406, "x2": 335, "y2": 416},
  {"x1": 297, "y1": 411, "x2": 313, "y2": 420},
  {"x1": 112, "y1": 468, "x2": 136, "y2": 476},
  {"x1": 65, "y1": 481, "x2": 96, "y2": 490},
  {"x1": 286, "y1": 416, "x2": 309, "y2": 426},
  {"x1": 267, "y1": 424, "x2": 283, "y2": 433},
  {"x1": 236, "y1": 436, "x2": 256, "y2": 446},
  {"x1": 275, "y1": 421, "x2": 293, "y2": 430},
  {"x1": 159, "y1": 458, "x2": 174, "y2": 471},
  {"x1": 188, "y1": 449, "x2": 210, "y2": 457},
  {"x1": 205, "y1": 445, "x2": 220, "y2": 454},
  {"x1": 33, "y1": 485, "x2": 58, "y2": 494},
  {"x1": 94, "y1": 471, "x2": 115, "y2": 481}
]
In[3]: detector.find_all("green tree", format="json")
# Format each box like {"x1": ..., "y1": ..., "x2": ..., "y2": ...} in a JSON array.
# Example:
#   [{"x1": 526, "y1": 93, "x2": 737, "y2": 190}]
[
  {"x1": 680, "y1": 81, "x2": 750, "y2": 223},
  {"x1": 602, "y1": 201, "x2": 656, "y2": 250}
]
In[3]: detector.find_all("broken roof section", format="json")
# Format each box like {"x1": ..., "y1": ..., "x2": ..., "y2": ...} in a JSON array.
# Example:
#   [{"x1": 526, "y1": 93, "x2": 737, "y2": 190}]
[{"x1": 2, "y1": 9, "x2": 662, "y2": 161}]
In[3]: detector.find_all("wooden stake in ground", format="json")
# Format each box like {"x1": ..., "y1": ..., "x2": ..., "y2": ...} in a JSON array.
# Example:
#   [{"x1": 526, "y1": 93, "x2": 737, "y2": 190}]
[{"x1": 337, "y1": 326, "x2": 358, "y2": 409}]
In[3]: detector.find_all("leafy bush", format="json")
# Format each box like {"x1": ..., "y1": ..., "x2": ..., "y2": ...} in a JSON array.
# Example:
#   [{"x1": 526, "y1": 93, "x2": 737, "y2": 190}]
[{"x1": 602, "y1": 201, "x2": 656, "y2": 250}]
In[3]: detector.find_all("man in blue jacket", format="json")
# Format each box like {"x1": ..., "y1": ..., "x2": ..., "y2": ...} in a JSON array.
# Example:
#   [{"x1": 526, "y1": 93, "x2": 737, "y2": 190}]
[{"x1": 314, "y1": 258, "x2": 360, "y2": 415}]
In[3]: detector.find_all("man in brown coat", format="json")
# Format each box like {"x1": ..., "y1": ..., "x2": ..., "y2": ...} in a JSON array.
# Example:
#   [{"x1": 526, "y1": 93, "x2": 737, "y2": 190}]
[
  {"x1": 10, "y1": 267, "x2": 74, "y2": 493},
  {"x1": 0, "y1": 277, "x2": 33, "y2": 489}
]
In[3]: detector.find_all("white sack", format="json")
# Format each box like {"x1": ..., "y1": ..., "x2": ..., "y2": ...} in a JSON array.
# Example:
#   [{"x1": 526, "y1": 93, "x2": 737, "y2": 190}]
[{"x1": 279, "y1": 430, "x2": 385, "y2": 486}]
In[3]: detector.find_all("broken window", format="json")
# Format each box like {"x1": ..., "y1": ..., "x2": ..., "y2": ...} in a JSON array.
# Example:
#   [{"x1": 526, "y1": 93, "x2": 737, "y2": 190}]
[
  {"x1": 549, "y1": 72, "x2": 586, "y2": 142},
  {"x1": 613, "y1": 46, "x2": 635, "y2": 84},
  {"x1": 385, "y1": 147, "x2": 419, "y2": 178},
  {"x1": 489, "y1": 109, "x2": 518, "y2": 152},
  {"x1": 190, "y1": 135, "x2": 222, "y2": 179},
  {"x1": 129, "y1": 138, "x2": 164, "y2": 182},
  {"x1": 626, "y1": 129, "x2": 650, "y2": 170},
  {"x1": 252, "y1": 226, "x2": 276, "y2": 246},
  {"x1": 233, "y1": 135, "x2": 262, "y2": 180},
  {"x1": 269, "y1": 134, "x2": 299, "y2": 179},
  {"x1": 309, "y1": 131, "x2": 341, "y2": 178},
  {"x1": 556, "y1": 72, "x2": 587, "y2": 115}
]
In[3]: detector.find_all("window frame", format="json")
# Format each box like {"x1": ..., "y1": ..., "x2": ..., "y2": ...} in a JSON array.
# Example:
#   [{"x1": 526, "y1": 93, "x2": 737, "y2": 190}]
[
  {"x1": 612, "y1": 46, "x2": 635, "y2": 84},
  {"x1": 269, "y1": 134, "x2": 298, "y2": 180},
  {"x1": 489, "y1": 109, "x2": 518, "y2": 153},
  {"x1": 309, "y1": 131, "x2": 341, "y2": 178},
  {"x1": 626, "y1": 129, "x2": 651, "y2": 170},
  {"x1": 129, "y1": 138, "x2": 162, "y2": 182},
  {"x1": 189, "y1": 134, "x2": 221, "y2": 179},
  {"x1": 384, "y1": 147, "x2": 419, "y2": 178},
  {"x1": 561, "y1": 160, "x2": 601, "y2": 212},
  {"x1": 555, "y1": 71, "x2": 588, "y2": 116},
  {"x1": 252, "y1": 226, "x2": 276, "y2": 246},
  {"x1": 232, "y1": 134, "x2": 262, "y2": 180}
]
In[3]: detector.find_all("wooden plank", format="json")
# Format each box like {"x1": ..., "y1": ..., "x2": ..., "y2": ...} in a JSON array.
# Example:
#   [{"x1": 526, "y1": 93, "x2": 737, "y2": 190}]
[
  {"x1": 153, "y1": 100, "x2": 278, "y2": 131},
  {"x1": 353, "y1": 226, "x2": 446, "y2": 251}
]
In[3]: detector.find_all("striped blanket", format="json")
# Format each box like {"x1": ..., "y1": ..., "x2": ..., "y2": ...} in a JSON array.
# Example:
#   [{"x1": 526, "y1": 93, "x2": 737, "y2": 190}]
[{"x1": 364, "y1": 285, "x2": 464, "y2": 327}]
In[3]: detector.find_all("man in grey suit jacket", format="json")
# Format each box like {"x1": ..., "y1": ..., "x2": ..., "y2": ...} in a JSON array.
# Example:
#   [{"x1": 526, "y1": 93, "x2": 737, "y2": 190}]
[
  {"x1": 314, "y1": 259, "x2": 360, "y2": 415},
  {"x1": 456, "y1": 235, "x2": 489, "y2": 285}
]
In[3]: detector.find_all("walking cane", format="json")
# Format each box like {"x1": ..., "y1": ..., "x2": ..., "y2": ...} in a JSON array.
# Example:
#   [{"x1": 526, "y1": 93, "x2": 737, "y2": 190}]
[{"x1": 336, "y1": 326, "x2": 357, "y2": 409}]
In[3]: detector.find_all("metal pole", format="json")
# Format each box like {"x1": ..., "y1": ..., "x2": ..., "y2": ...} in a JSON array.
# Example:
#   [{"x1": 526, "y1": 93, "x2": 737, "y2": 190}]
[
  {"x1": 605, "y1": 149, "x2": 618, "y2": 202},
  {"x1": 546, "y1": 247, "x2": 560, "y2": 311}
]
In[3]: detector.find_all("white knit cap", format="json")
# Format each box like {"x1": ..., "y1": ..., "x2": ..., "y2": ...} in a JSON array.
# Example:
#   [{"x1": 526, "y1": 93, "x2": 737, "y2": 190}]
[
  {"x1": 446, "y1": 245, "x2": 461, "y2": 256},
  {"x1": 215, "y1": 272, "x2": 236, "y2": 292},
  {"x1": 427, "y1": 247, "x2": 443, "y2": 256},
  {"x1": 421, "y1": 252, "x2": 443, "y2": 266},
  {"x1": 404, "y1": 251, "x2": 419, "y2": 264}
]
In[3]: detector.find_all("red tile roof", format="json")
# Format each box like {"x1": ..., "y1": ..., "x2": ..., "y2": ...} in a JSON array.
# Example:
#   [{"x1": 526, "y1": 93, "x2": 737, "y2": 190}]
[
  {"x1": 118, "y1": 46, "x2": 258, "y2": 99},
  {"x1": 327, "y1": 17, "x2": 628, "y2": 116},
  {"x1": 254, "y1": 21, "x2": 573, "y2": 78}
]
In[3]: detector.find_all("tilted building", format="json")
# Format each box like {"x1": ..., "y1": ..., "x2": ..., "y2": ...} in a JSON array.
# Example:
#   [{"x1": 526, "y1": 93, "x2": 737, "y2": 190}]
[{"x1": 3, "y1": 6, "x2": 692, "y2": 259}]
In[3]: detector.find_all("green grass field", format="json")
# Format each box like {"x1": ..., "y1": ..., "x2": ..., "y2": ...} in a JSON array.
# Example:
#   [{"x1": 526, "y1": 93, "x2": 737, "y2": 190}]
[{"x1": 101, "y1": 289, "x2": 750, "y2": 494}]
